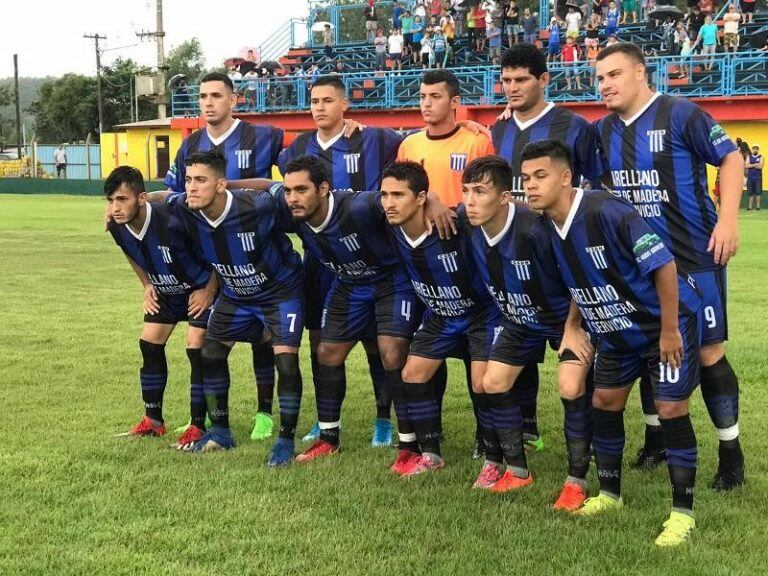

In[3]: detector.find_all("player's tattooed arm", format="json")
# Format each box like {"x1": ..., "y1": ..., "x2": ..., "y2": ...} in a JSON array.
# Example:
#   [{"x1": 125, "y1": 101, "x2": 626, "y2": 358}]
[
  {"x1": 653, "y1": 260, "x2": 683, "y2": 371},
  {"x1": 125, "y1": 255, "x2": 160, "y2": 315},
  {"x1": 559, "y1": 300, "x2": 594, "y2": 365},
  {"x1": 146, "y1": 191, "x2": 172, "y2": 203},
  {"x1": 188, "y1": 274, "x2": 218, "y2": 319},
  {"x1": 708, "y1": 150, "x2": 742, "y2": 265},
  {"x1": 227, "y1": 178, "x2": 274, "y2": 191},
  {"x1": 496, "y1": 104, "x2": 513, "y2": 122},
  {"x1": 457, "y1": 120, "x2": 493, "y2": 139},
  {"x1": 424, "y1": 191, "x2": 458, "y2": 239},
  {"x1": 343, "y1": 119, "x2": 366, "y2": 137}
]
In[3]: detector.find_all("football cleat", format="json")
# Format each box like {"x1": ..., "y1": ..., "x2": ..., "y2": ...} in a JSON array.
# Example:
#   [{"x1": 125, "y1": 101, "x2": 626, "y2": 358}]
[
  {"x1": 490, "y1": 469, "x2": 534, "y2": 493},
  {"x1": 116, "y1": 416, "x2": 166, "y2": 437},
  {"x1": 371, "y1": 418, "x2": 393, "y2": 447},
  {"x1": 173, "y1": 424, "x2": 205, "y2": 451},
  {"x1": 250, "y1": 412, "x2": 274, "y2": 441},
  {"x1": 655, "y1": 511, "x2": 695, "y2": 547},
  {"x1": 400, "y1": 452, "x2": 445, "y2": 477},
  {"x1": 296, "y1": 440, "x2": 340, "y2": 462},
  {"x1": 189, "y1": 427, "x2": 235, "y2": 453},
  {"x1": 472, "y1": 462, "x2": 504, "y2": 489},
  {"x1": 577, "y1": 492, "x2": 624, "y2": 516},
  {"x1": 524, "y1": 434, "x2": 544, "y2": 454},
  {"x1": 390, "y1": 449, "x2": 420, "y2": 475},
  {"x1": 553, "y1": 481, "x2": 588, "y2": 512},
  {"x1": 301, "y1": 422, "x2": 321, "y2": 443},
  {"x1": 266, "y1": 438, "x2": 295, "y2": 467},
  {"x1": 632, "y1": 446, "x2": 667, "y2": 470},
  {"x1": 711, "y1": 464, "x2": 745, "y2": 491}
]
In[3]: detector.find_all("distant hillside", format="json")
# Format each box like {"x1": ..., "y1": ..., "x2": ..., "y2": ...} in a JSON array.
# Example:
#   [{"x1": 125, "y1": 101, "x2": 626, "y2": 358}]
[{"x1": 0, "y1": 77, "x2": 54, "y2": 137}]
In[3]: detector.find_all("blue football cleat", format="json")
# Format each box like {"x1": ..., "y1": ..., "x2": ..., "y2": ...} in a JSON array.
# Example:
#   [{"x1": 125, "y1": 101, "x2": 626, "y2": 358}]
[
  {"x1": 371, "y1": 418, "x2": 393, "y2": 447},
  {"x1": 301, "y1": 422, "x2": 321, "y2": 443},
  {"x1": 189, "y1": 427, "x2": 235, "y2": 453},
  {"x1": 267, "y1": 438, "x2": 295, "y2": 467}
]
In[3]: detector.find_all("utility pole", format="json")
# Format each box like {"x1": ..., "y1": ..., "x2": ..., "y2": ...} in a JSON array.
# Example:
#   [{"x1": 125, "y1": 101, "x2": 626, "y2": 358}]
[
  {"x1": 13, "y1": 54, "x2": 22, "y2": 158},
  {"x1": 136, "y1": 0, "x2": 166, "y2": 118},
  {"x1": 83, "y1": 33, "x2": 106, "y2": 134}
]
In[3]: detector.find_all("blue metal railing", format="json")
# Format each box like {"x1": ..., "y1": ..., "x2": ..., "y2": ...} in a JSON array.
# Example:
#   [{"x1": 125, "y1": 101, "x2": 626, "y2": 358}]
[{"x1": 172, "y1": 52, "x2": 768, "y2": 117}]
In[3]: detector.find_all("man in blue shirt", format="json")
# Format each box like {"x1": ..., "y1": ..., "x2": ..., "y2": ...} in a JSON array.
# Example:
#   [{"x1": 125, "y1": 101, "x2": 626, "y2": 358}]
[{"x1": 746, "y1": 144, "x2": 763, "y2": 211}]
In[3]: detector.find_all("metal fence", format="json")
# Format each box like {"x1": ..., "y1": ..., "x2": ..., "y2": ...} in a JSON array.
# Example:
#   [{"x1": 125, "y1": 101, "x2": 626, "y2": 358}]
[
  {"x1": 172, "y1": 52, "x2": 768, "y2": 117},
  {"x1": 25, "y1": 144, "x2": 102, "y2": 179}
]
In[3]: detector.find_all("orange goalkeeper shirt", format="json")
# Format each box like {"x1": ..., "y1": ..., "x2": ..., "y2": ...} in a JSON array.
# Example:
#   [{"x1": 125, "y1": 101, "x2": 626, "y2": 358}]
[{"x1": 396, "y1": 125, "x2": 495, "y2": 206}]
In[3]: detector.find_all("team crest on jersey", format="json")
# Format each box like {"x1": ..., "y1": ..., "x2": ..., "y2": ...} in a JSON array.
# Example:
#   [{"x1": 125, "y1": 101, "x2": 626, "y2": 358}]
[
  {"x1": 158, "y1": 245, "x2": 172, "y2": 264},
  {"x1": 585, "y1": 245, "x2": 608, "y2": 269},
  {"x1": 437, "y1": 251, "x2": 459, "y2": 273},
  {"x1": 238, "y1": 232, "x2": 256, "y2": 252},
  {"x1": 344, "y1": 153, "x2": 361, "y2": 174},
  {"x1": 234, "y1": 149, "x2": 251, "y2": 170},
  {"x1": 709, "y1": 124, "x2": 729, "y2": 146},
  {"x1": 646, "y1": 129, "x2": 666, "y2": 153},
  {"x1": 339, "y1": 233, "x2": 361, "y2": 252},
  {"x1": 450, "y1": 153, "x2": 468, "y2": 171},
  {"x1": 510, "y1": 259, "x2": 531, "y2": 281}
]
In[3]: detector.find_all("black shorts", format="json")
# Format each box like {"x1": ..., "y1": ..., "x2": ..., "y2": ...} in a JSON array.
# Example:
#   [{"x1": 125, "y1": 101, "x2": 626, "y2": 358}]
[
  {"x1": 321, "y1": 272, "x2": 421, "y2": 343},
  {"x1": 475, "y1": 27, "x2": 487, "y2": 39},
  {"x1": 409, "y1": 306, "x2": 502, "y2": 362},
  {"x1": 207, "y1": 292, "x2": 303, "y2": 347},
  {"x1": 303, "y1": 251, "x2": 336, "y2": 331},
  {"x1": 747, "y1": 179, "x2": 762, "y2": 196},
  {"x1": 404, "y1": 33, "x2": 413, "y2": 47},
  {"x1": 742, "y1": 2, "x2": 755, "y2": 13},
  {"x1": 593, "y1": 314, "x2": 702, "y2": 401},
  {"x1": 144, "y1": 291, "x2": 210, "y2": 329},
  {"x1": 489, "y1": 322, "x2": 564, "y2": 366}
]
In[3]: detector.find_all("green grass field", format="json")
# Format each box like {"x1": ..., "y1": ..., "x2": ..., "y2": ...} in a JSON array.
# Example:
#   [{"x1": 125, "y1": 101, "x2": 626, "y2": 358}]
[{"x1": 1, "y1": 194, "x2": 767, "y2": 576}]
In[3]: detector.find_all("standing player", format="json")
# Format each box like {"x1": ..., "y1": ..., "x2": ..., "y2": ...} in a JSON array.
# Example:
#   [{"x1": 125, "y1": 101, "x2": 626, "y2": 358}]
[
  {"x1": 105, "y1": 166, "x2": 217, "y2": 449},
  {"x1": 523, "y1": 139, "x2": 702, "y2": 547},
  {"x1": 278, "y1": 75, "x2": 404, "y2": 446},
  {"x1": 594, "y1": 43, "x2": 745, "y2": 489},
  {"x1": 491, "y1": 44, "x2": 607, "y2": 454},
  {"x1": 462, "y1": 156, "x2": 594, "y2": 507},
  {"x1": 168, "y1": 151, "x2": 305, "y2": 465},
  {"x1": 379, "y1": 161, "x2": 503, "y2": 477},
  {"x1": 258, "y1": 156, "x2": 452, "y2": 464},
  {"x1": 164, "y1": 71, "x2": 284, "y2": 442}
]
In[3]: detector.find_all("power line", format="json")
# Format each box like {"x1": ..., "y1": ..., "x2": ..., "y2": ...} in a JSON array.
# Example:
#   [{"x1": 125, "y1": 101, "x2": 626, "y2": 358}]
[{"x1": 83, "y1": 33, "x2": 107, "y2": 134}]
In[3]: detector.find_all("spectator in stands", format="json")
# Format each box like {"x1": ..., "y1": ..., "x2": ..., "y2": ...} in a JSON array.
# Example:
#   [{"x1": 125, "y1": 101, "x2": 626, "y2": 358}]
[
  {"x1": 54, "y1": 144, "x2": 67, "y2": 179},
  {"x1": 692, "y1": 15, "x2": 719, "y2": 70},
  {"x1": 323, "y1": 24, "x2": 334, "y2": 60},
  {"x1": 604, "y1": 1, "x2": 620, "y2": 37},
  {"x1": 521, "y1": 8, "x2": 539, "y2": 44},
  {"x1": 393, "y1": 1, "x2": 404, "y2": 30},
  {"x1": 547, "y1": 18, "x2": 562, "y2": 62},
  {"x1": 723, "y1": 4, "x2": 741, "y2": 54},
  {"x1": 227, "y1": 66, "x2": 242, "y2": 82},
  {"x1": 742, "y1": 0, "x2": 755, "y2": 23},
  {"x1": 673, "y1": 21, "x2": 690, "y2": 55},
  {"x1": 452, "y1": 0, "x2": 467, "y2": 35},
  {"x1": 388, "y1": 27, "x2": 405, "y2": 72},
  {"x1": 698, "y1": 0, "x2": 714, "y2": 17},
  {"x1": 239, "y1": 50, "x2": 258, "y2": 75},
  {"x1": 585, "y1": 24, "x2": 601, "y2": 86},
  {"x1": 562, "y1": 36, "x2": 583, "y2": 89},
  {"x1": 487, "y1": 21, "x2": 503, "y2": 64},
  {"x1": 466, "y1": 7, "x2": 476, "y2": 46},
  {"x1": 243, "y1": 68, "x2": 259, "y2": 110},
  {"x1": 661, "y1": 16, "x2": 675, "y2": 52},
  {"x1": 506, "y1": 0, "x2": 520, "y2": 46},
  {"x1": 421, "y1": 30, "x2": 435, "y2": 67},
  {"x1": 364, "y1": 2, "x2": 378, "y2": 44},
  {"x1": 679, "y1": 35, "x2": 694, "y2": 78},
  {"x1": 430, "y1": 0, "x2": 443, "y2": 19},
  {"x1": 565, "y1": 6, "x2": 582, "y2": 39},
  {"x1": 746, "y1": 145, "x2": 764, "y2": 210},
  {"x1": 621, "y1": 0, "x2": 638, "y2": 23},
  {"x1": 402, "y1": 11, "x2": 414, "y2": 59},
  {"x1": 473, "y1": 3, "x2": 488, "y2": 51},
  {"x1": 591, "y1": 0, "x2": 603, "y2": 26},
  {"x1": 486, "y1": 0, "x2": 504, "y2": 29},
  {"x1": 332, "y1": 59, "x2": 346, "y2": 75},
  {"x1": 442, "y1": 12, "x2": 456, "y2": 47},
  {"x1": 644, "y1": 0, "x2": 657, "y2": 25},
  {"x1": 685, "y1": 5, "x2": 706, "y2": 43},
  {"x1": 432, "y1": 27, "x2": 447, "y2": 67},
  {"x1": 412, "y1": 15, "x2": 425, "y2": 64},
  {"x1": 606, "y1": 33, "x2": 620, "y2": 46},
  {"x1": 374, "y1": 29, "x2": 388, "y2": 70}
]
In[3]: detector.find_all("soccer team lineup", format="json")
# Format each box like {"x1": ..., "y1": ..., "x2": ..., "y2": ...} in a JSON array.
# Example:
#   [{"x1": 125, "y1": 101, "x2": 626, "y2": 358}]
[{"x1": 103, "y1": 42, "x2": 748, "y2": 550}]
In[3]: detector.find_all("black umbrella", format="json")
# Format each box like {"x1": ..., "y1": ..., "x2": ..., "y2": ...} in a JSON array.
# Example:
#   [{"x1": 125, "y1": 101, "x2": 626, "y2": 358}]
[
  {"x1": 557, "y1": 2, "x2": 583, "y2": 19},
  {"x1": 648, "y1": 5, "x2": 685, "y2": 21},
  {"x1": 748, "y1": 30, "x2": 768, "y2": 49},
  {"x1": 259, "y1": 60, "x2": 283, "y2": 72}
]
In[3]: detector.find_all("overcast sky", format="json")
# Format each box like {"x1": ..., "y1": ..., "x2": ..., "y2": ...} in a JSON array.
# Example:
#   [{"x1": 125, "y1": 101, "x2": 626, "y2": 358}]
[{"x1": 1, "y1": 0, "x2": 310, "y2": 79}]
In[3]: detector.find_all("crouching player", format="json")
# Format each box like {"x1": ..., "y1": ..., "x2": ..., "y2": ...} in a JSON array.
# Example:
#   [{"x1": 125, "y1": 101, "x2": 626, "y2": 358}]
[
  {"x1": 462, "y1": 156, "x2": 594, "y2": 508},
  {"x1": 522, "y1": 140, "x2": 702, "y2": 547},
  {"x1": 380, "y1": 161, "x2": 503, "y2": 478},
  {"x1": 105, "y1": 166, "x2": 217, "y2": 448}
]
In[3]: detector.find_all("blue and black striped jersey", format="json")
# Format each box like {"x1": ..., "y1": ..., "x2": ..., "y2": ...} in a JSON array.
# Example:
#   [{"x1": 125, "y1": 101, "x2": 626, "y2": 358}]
[
  {"x1": 546, "y1": 189, "x2": 701, "y2": 352},
  {"x1": 278, "y1": 127, "x2": 402, "y2": 191},
  {"x1": 492, "y1": 103, "x2": 606, "y2": 198},
  {"x1": 167, "y1": 189, "x2": 302, "y2": 303},
  {"x1": 595, "y1": 94, "x2": 737, "y2": 272},
  {"x1": 387, "y1": 207, "x2": 492, "y2": 318},
  {"x1": 468, "y1": 202, "x2": 572, "y2": 330},
  {"x1": 108, "y1": 201, "x2": 211, "y2": 296},
  {"x1": 164, "y1": 119, "x2": 283, "y2": 192}
]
